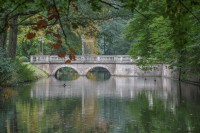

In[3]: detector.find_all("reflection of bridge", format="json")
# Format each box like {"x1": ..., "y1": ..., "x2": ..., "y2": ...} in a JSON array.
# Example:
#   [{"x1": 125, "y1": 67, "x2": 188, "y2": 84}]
[
  {"x1": 30, "y1": 55, "x2": 163, "y2": 76},
  {"x1": 31, "y1": 76, "x2": 177, "y2": 99}
]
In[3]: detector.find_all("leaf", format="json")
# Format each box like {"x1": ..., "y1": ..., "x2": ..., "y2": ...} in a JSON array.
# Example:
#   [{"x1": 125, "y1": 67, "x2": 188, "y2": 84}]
[
  {"x1": 53, "y1": 33, "x2": 62, "y2": 39},
  {"x1": 58, "y1": 51, "x2": 66, "y2": 58},
  {"x1": 65, "y1": 59, "x2": 71, "y2": 64},
  {"x1": 69, "y1": 48, "x2": 75, "y2": 53},
  {"x1": 48, "y1": 7, "x2": 59, "y2": 21},
  {"x1": 26, "y1": 32, "x2": 36, "y2": 40},
  {"x1": 46, "y1": 30, "x2": 52, "y2": 34},
  {"x1": 37, "y1": 19, "x2": 48, "y2": 29},
  {"x1": 51, "y1": 44, "x2": 61, "y2": 49},
  {"x1": 69, "y1": 54, "x2": 76, "y2": 60}
]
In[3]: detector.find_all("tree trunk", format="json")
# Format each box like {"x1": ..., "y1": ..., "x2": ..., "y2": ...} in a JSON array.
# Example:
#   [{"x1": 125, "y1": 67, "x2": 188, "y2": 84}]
[
  {"x1": 0, "y1": 14, "x2": 8, "y2": 49},
  {"x1": 0, "y1": 31, "x2": 7, "y2": 49},
  {"x1": 8, "y1": 16, "x2": 18, "y2": 58}
]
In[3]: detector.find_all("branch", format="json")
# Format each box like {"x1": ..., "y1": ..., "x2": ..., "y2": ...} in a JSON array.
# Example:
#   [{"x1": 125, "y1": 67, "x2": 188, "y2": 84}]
[
  {"x1": 133, "y1": 8, "x2": 149, "y2": 20},
  {"x1": 9, "y1": 10, "x2": 40, "y2": 20},
  {"x1": 15, "y1": 19, "x2": 58, "y2": 27},
  {"x1": 179, "y1": 0, "x2": 200, "y2": 23},
  {"x1": 99, "y1": 0, "x2": 122, "y2": 9},
  {"x1": 0, "y1": 1, "x2": 27, "y2": 33},
  {"x1": 6, "y1": 0, "x2": 27, "y2": 17},
  {"x1": 15, "y1": 10, "x2": 42, "y2": 25},
  {"x1": 53, "y1": 0, "x2": 70, "y2": 49},
  {"x1": 99, "y1": 1, "x2": 169, "y2": 27}
]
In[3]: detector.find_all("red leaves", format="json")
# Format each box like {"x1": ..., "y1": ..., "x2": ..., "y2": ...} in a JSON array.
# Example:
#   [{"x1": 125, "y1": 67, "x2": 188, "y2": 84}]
[
  {"x1": 37, "y1": 19, "x2": 48, "y2": 29},
  {"x1": 26, "y1": 32, "x2": 36, "y2": 39},
  {"x1": 51, "y1": 44, "x2": 62, "y2": 49},
  {"x1": 69, "y1": 54, "x2": 76, "y2": 60},
  {"x1": 58, "y1": 51, "x2": 66, "y2": 58},
  {"x1": 53, "y1": 33, "x2": 62, "y2": 39},
  {"x1": 23, "y1": 7, "x2": 77, "y2": 64},
  {"x1": 32, "y1": 19, "x2": 48, "y2": 31},
  {"x1": 67, "y1": 48, "x2": 76, "y2": 62},
  {"x1": 65, "y1": 59, "x2": 71, "y2": 64},
  {"x1": 50, "y1": 33, "x2": 62, "y2": 50},
  {"x1": 48, "y1": 7, "x2": 59, "y2": 21},
  {"x1": 69, "y1": 48, "x2": 75, "y2": 53}
]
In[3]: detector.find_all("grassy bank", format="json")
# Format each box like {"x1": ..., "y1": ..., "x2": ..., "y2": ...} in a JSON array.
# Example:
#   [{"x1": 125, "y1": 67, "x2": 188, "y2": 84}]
[
  {"x1": 0, "y1": 62, "x2": 48, "y2": 87},
  {"x1": 26, "y1": 63, "x2": 48, "y2": 79},
  {"x1": 0, "y1": 48, "x2": 48, "y2": 87}
]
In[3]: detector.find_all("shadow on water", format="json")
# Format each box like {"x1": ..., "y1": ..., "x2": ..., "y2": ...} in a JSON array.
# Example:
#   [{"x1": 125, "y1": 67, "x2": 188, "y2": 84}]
[{"x1": 86, "y1": 67, "x2": 111, "y2": 81}]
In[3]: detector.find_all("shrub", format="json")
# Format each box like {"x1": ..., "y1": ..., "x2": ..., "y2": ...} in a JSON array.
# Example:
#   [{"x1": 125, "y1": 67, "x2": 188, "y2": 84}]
[
  {"x1": 18, "y1": 56, "x2": 29, "y2": 62},
  {"x1": 0, "y1": 48, "x2": 14, "y2": 86},
  {"x1": 0, "y1": 48, "x2": 35, "y2": 86}
]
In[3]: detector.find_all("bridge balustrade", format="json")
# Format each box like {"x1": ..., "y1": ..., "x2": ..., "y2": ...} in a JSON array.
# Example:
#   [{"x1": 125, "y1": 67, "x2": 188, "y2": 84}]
[{"x1": 30, "y1": 55, "x2": 134, "y2": 64}]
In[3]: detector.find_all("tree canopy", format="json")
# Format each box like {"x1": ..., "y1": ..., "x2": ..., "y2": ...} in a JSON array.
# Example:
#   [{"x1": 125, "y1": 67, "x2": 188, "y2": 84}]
[{"x1": 0, "y1": 0, "x2": 200, "y2": 80}]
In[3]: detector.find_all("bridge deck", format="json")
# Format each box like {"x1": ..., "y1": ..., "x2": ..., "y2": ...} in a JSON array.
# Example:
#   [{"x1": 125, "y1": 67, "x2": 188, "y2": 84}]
[{"x1": 30, "y1": 55, "x2": 134, "y2": 64}]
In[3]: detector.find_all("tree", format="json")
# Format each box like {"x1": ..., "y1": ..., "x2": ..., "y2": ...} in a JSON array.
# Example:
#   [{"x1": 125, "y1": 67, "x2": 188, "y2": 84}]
[
  {"x1": 98, "y1": 19, "x2": 131, "y2": 55},
  {"x1": 123, "y1": 0, "x2": 200, "y2": 79},
  {"x1": 0, "y1": 0, "x2": 131, "y2": 59}
]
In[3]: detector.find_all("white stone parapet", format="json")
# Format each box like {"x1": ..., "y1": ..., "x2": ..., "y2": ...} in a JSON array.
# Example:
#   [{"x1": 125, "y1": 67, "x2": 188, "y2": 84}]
[{"x1": 30, "y1": 55, "x2": 134, "y2": 64}]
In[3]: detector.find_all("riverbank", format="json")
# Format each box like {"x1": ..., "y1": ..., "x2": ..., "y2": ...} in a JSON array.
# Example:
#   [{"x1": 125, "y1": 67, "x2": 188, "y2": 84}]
[
  {"x1": 0, "y1": 63, "x2": 48, "y2": 88},
  {"x1": 26, "y1": 63, "x2": 48, "y2": 79}
]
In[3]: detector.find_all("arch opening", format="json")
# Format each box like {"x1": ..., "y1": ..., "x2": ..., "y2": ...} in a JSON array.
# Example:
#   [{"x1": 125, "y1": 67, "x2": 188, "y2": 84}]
[
  {"x1": 86, "y1": 67, "x2": 111, "y2": 81},
  {"x1": 55, "y1": 67, "x2": 80, "y2": 81}
]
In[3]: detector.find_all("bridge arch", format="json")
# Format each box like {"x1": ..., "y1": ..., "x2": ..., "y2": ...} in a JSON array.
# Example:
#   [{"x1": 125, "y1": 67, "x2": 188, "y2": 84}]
[
  {"x1": 52, "y1": 64, "x2": 83, "y2": 76},
  {"x1": 84, "y1": 64, "x2": 113, "y2": 75}
]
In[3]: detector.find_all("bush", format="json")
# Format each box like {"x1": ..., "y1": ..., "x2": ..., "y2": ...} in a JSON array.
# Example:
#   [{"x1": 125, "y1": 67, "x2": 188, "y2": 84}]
[
  {"x1": 18, "y1": 56, "x2": 29, "y2": 62},
  {"x1": 0, "y1": 48, "x2": 35, "y2": 86},
  {"x1": 0, "y1": 48, "x2": 14, "y2": 86}
]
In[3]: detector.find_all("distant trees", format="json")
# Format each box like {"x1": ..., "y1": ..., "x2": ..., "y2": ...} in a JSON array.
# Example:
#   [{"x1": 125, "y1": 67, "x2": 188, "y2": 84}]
[{"x1": 98, "y1": 19, "x2": 131, "y2": 55}]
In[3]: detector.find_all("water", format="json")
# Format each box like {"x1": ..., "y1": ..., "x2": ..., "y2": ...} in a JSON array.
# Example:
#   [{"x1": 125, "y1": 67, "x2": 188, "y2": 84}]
[{"x1": 0, "y1": 75, "x2": 200, "y2": 133}]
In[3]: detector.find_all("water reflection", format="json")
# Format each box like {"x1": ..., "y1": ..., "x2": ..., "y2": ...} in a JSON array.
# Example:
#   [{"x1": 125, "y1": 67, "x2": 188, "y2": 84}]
[
  {"x1": 0, "y1": 77, "x2": 200, "y2": 133},
  {"x1": 55, "y1": 67, "x2": 80, "y2": 81},
  {"x1": 86, "y1": 67, "x2": 110, "y2": 81}
]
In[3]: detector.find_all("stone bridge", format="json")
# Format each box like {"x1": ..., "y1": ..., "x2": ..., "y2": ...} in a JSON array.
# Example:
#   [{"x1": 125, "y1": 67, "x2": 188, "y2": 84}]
[{"x1": 30, "y1": 55, "x2": 163, "y2": 76}]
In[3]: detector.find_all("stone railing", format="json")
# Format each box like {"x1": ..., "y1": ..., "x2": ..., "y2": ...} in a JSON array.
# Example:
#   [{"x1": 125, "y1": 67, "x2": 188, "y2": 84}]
[{"x1": 30, "y1": 55, "x2": 134, "y2": 64}]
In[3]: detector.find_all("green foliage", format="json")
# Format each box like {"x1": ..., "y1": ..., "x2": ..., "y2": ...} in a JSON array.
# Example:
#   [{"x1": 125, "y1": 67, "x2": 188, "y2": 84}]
[
  {"x1": 12, "y1": 61, "x2": 35, "y2": 84},
  {"x1": 98, "y1": 19, "x2": 131, "y2": 55},
  {"x1": 26, "y1": 64, "x2": 48, "y2": 79},
  {"x1": 124, "y1": 0, "x2": 200, "y2": 76},
  {"x1": 0, "y1": 48, "x2": 36, "y2": 86},
  {"x1": 18, "y1": 56, "x2": 29, "y2": 62},
  {"x1": 125, "y1": 13, "x2": 176, "y2": 70},
  {"x1": 0, "y1": 48, "x2": 14, "y2": 86}
]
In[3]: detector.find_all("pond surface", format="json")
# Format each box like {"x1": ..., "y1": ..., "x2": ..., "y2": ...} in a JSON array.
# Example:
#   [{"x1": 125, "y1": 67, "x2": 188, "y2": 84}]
[{"x1": 1, "y1": 75, "x2": 200, "y2": 133}]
